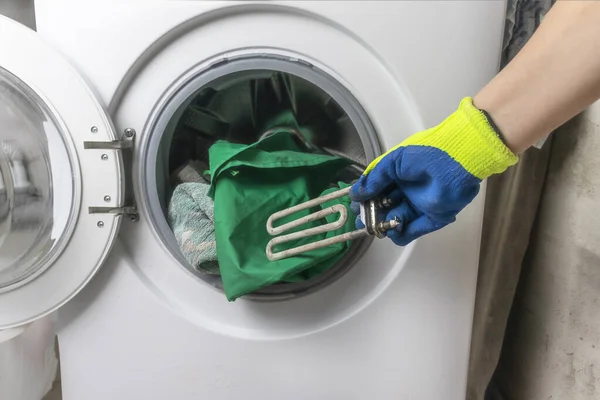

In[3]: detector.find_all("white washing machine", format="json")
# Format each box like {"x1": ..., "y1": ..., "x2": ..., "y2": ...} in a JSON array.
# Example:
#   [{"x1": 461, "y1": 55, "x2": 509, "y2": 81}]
[{"x1": 0, "y1": 1, "x2": 506, "y2": 399}]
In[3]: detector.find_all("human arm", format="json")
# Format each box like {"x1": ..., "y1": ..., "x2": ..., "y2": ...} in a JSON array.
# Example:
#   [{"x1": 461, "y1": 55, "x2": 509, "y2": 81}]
[
  {"x1": 350, "y1": 0, "x2": 600, "y2": 245},
  {"x1": 475, "y1": 0, "x2": 600, "y2": 153}
]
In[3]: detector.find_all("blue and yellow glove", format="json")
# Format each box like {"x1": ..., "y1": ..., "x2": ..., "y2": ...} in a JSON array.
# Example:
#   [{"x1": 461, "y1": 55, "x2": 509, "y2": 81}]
[{"x1": 350, "y1": 97, "x2": 518, "y2": 246}]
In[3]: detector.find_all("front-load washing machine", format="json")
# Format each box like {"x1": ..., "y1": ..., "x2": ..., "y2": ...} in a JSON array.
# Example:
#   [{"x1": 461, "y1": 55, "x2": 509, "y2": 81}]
[{"x1": 0, "y1": 1, "x2": 506, "y2": 398}]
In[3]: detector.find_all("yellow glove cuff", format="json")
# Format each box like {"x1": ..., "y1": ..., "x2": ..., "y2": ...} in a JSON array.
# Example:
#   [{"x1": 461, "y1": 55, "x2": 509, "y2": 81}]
[{"x1": 365, "y1": 97, "x2": 518, "y2": 180}]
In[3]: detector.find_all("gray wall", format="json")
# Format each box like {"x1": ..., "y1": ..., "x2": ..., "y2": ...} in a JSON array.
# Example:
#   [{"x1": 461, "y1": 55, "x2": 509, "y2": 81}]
[
  {"x1": 495, "y1": 102, "x2": 600, "y2": 399},
  {"x1": 0, "y1": 0, "x2": 35, "y2": 29}
]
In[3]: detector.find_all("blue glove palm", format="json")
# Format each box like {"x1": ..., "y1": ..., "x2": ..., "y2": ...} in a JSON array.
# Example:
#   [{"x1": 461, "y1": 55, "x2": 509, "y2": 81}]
[{"x1": 350, "y1": 98, "x2": 518, "y2": 246}]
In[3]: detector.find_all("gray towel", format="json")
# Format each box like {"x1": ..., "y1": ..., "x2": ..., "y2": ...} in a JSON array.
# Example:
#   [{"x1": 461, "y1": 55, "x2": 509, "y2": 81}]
[{"x1": 168, "y1": 182, "x2": 219, "y2": 275}]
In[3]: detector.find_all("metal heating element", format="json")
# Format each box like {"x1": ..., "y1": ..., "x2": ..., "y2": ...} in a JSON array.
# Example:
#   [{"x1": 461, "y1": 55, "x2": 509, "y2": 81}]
[{"x1": 266, "y1": 186, "x2": 401, "y2": 261}]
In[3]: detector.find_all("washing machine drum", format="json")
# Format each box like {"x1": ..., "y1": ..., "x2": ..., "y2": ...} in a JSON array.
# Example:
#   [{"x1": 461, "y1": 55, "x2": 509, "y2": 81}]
[
  {"x1": 165, "y1": 70, "x2": 366, "y2": 182},
  {"x1": 156, "y1": 68, "x2": 374, "y2": 298}
]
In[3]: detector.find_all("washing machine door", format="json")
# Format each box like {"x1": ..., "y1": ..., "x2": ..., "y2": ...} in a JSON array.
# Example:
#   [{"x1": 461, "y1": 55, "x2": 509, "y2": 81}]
[{"x1": 0, "y1": 16, "x2": 125, "y2": 330}]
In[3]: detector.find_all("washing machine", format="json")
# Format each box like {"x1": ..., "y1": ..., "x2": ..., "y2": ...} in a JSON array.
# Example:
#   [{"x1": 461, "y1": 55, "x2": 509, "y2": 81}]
[{"x1": 0, "y1": 1, "x2": 506, "y2": 399}]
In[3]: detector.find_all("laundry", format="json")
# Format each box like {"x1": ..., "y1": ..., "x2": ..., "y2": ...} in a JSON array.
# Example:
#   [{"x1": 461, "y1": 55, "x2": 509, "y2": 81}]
[
  {"x1": 165, "y1": 85, "x2": 359, "y2": 287},
  {"x1": 208, "y1": 130, "x2": 356, "y2": 301},
  {"x1": 164, "y1": 71, "x2": 365, "y2": 299},
  {"x1": 170, "y1": 159, "x2": 210, "y2": 185},
  {"x1": 168, "y1": 181, "x2": 219, "y2": 275}
]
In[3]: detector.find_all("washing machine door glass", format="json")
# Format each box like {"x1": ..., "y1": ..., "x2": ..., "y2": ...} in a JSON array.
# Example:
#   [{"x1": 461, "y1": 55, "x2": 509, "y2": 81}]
[
  {"x1": 0, "y1": 16, "x2": 125, "y2": 329},
  {"x1": 0, "y1": 70, "x2": 74, "y2": 289}
]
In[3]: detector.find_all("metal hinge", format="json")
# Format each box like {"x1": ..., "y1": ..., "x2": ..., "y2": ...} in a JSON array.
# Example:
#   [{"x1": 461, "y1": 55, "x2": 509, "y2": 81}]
[
  {"x1": 86, "y1": 128, "x2": 139, "y2": 223},
  {"x1": 89, "y1": 205, "x2": 139, "y2": 222},
  {"x1": 83, "y1": 128, "x2": 136, "y2": 150}
]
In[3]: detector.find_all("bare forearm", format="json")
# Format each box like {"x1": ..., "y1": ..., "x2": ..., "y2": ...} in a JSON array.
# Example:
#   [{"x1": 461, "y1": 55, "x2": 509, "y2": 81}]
[{"x1": 474, "y1": 0, "x2": 600, "y2": 154}]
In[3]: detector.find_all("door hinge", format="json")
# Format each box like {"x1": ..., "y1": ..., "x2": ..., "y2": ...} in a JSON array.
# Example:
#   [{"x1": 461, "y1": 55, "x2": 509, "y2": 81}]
[
  {"x1": 83, "y1": 128, "x2": 135, "y2": 150},
  {"x1": 86, "y1": 128, "x2": 139, "y2": 222},
  {"x1": 89, "y1": 205, "x2": 139, "y2": 222}
]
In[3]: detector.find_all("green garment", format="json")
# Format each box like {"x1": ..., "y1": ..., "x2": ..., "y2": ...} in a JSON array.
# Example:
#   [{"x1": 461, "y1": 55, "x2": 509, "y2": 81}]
[{"x1": 208, "y1": 131, "x2": 355, "y2": 301}]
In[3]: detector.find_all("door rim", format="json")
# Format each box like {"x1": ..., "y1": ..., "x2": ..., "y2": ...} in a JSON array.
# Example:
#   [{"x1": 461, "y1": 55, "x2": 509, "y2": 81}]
[{"x1": 0, "y1": 16, "x2": 124, "y2": 329}]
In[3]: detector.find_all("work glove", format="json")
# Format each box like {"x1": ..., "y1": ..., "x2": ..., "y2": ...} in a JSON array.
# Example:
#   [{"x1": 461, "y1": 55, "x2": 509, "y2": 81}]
[{"x1": 350, "y1": 97, "x2": 518, "y2": 246}]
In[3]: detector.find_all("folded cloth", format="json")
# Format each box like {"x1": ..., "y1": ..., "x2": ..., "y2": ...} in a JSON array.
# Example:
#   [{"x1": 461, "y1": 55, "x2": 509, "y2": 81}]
[
  {"x1": 168, "y1": 182, "x2": 219, "y2": 275},
  {"x1": 208, "y1": 130, "x2": 355, "y2": 301}
]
